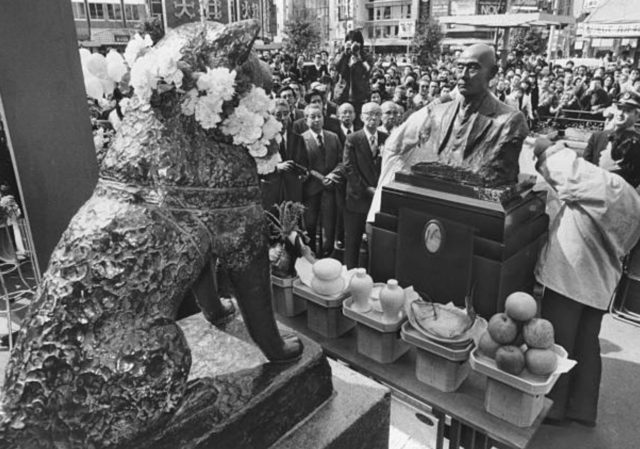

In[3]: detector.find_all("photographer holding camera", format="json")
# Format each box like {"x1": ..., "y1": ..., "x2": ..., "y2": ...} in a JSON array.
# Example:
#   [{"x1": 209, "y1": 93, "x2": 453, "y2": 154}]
[{"x1": 334, "y1": 30, "x2": 373, "y2": 116}]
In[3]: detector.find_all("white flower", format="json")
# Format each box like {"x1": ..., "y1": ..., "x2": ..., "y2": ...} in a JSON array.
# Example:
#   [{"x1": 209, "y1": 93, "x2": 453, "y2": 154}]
[
  {"x1": 181, "y1": 89, "x2": 199, "y2": 116},
  {"x1": 129, "y1": 52, "x2": 159, "y2": 102},
  {"x1": 155, "y1": 44, "x2": 183, "y2": 88},
  {"x1": 124, "y1": 33, "x2": 152, "y2": 67},
  {"x1": 106, "y1": 49, "x2": 128, "y2": 83},
  {"x1": 238, "y1": 87, "x2": 272, "y2": 116},
  {"x1": 262, "y1": 115, "x2": 283, "y2": 142},
  {"x1": 221, "y1": 105, "x2": 264, "y2": 145},
  {"x1": 196, "y1": 67, "x2": 236, "y2": 101},
  {"x1": 195, "y1": 95, "x2": 224, "y2": 129}
]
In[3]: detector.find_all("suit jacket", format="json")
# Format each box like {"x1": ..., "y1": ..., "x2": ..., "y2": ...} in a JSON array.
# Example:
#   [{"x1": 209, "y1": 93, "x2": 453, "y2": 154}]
[
  {"x1": 292, "y1": 116, "x2": 341, "y2": 137},
  {"x1": 583, "y1": 128, "x2": 640, "y2": 167},
  {"x1": 301, "y1": 129, "x2": 343, "y2": 197},
  {"x1": 344, "y1": 129, "x2": 388, "y2": 213},
  {"x1": 325, "y1": 119, "x2": 363, "y2": 148},
  {"x1": 279, "y1": 130, "x2": 307, "y2": 202}
]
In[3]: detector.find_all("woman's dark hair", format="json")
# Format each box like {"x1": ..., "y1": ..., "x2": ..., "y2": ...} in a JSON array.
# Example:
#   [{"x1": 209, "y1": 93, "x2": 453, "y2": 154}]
[{"x1": 345, "y1": 30, "x2": 364, "y2": 46}]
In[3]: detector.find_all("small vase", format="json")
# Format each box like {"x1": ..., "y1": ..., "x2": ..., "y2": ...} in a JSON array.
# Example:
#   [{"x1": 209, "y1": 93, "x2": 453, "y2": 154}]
[
  {"x1": 349, "y1": 268, "x2": 373, "y2": 313},
  {"x1": 379, "y1": 279, "x2": 405, "y2": 322}
]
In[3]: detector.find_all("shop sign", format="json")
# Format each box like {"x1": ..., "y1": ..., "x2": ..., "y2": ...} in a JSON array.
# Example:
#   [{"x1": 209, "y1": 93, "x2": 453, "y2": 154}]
[
  {"x1": 163, "y1": 0, "x2": 229, "y2": 28},
  {"x1": 398, "y1": 20, "x2": 415, "y2": 38},
  {"x1": 578, "y1": 22, "x2": 640, "y2": 38},
  {"x1": 114, "y1": 34, "x2": 130, "y2": 43},
  {"x1": 450, "y1": 0, "x2": 476, "y2": 16},
  {"x1": 431, "y1": 0, "x2": 449, "y2": 17},
  {"x1": 478, "y1": 0, "x2": 504, "y2": 14}
]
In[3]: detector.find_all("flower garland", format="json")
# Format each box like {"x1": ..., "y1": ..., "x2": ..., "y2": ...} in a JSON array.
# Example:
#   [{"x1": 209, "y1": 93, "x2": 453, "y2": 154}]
[{"x1": 124, "y1": 30, "x2": 282, "y2": 174}]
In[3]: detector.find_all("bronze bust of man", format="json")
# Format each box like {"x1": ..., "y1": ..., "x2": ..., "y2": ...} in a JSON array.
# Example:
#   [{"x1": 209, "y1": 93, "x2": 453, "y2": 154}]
[{"x1": 369, "y1": 44, "x2": 529, "y2": 219}]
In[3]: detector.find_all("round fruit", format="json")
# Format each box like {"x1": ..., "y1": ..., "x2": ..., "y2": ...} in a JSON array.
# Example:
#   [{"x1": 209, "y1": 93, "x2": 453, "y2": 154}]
[
  {"x1": 487, "y1": 313, "x2": 519, "y2": 345},
  {"x1": 505, "y1": 291, "x2": 538, "y2": 322},
  {"x1": 525, "y1": 348, "x2": 558, "y2": 376},
  {"x1": 478, "y1": 331, "x2": 501, "y2": 359},
  {"x1": 523, "y1": 318, "x2": 555, "y2": 349},
  {"x1": 495, "y1": 345, "x2": 526, "y2": 375}
]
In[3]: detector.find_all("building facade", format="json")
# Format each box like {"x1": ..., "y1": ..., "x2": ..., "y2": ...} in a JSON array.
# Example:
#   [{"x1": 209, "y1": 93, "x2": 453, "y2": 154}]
[
  {"x1": 72, "y1": 0, "x2": 150, "y2": 48},
  {"x1": 73, "y1": 0, "x2": 277, "y2": 49}
]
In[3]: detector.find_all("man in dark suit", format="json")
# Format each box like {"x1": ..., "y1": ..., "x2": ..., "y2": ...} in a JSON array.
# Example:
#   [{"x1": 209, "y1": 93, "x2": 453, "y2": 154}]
[
  {"x1": 327, "y1": 102, "x2": 362, "y2": 250},
  {"x1": 291, "y1": 89, "x2": 341, "y2": 136},
  {"x1": 300, "y1": 104, "x2": 344, "y2": 257},
  {"x1": 584, "y1": 90, "x2": 640, "y2": 166},
  {"x1": 278, "y1": 85, "x2": 304, "y2": 122},
  {"x1": 258, "y1": 99, "x2": 307, "y2": 211},
  {"x1": 343, "y1": 102, "x2": 388, "y2": 269}
]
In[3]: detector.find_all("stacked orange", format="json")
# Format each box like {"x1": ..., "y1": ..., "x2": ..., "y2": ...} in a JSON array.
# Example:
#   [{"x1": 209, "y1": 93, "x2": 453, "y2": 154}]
[{"x1": 478, "y1": 292, "x2": 558, "y2": 377}]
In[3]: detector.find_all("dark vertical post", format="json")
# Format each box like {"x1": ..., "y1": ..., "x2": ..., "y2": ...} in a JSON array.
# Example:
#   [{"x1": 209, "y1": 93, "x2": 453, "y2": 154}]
[{"x1": 0, "y1": 0, "x2": 98, "y2": 271}]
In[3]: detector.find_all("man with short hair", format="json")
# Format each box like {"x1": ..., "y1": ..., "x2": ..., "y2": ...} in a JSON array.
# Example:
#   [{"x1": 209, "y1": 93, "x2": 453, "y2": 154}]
[
  {"x1": 379, "y1": 101, "x2": 400, "y2": 134},
  {"x1": 278, "y1": 85, "x2": 304, "y2": 121},
  {"x1": 343, "y1": 102, "x2": 388, "y2": 268},
  {"x1": 584, "y1": 90, "x2": 640, "y2": 166},
  {"x1": 300, "y1": 104, "x2": 344, "y2": 257}
]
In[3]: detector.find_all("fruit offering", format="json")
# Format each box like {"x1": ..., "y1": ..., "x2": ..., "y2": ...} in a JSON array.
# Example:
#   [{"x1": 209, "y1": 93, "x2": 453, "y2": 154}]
[{"x1": 479, "y1": 291, "x2": 558, "y2": 377}]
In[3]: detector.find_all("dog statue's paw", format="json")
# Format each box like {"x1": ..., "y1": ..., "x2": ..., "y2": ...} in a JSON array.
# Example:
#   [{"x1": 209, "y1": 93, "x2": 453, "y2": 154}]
[
  {"x1": 203, "y1": 298, "x2": 237, "y2": 327},
  {"x1": 268, "y1": 333, "x2": 304, "y2": 364}
]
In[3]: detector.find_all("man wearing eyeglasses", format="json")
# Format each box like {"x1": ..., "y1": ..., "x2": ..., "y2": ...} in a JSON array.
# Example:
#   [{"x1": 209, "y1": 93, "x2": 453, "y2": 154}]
[
  {"x1": 369, "y1": 44, "x2": 529, "y2": 221},
  {"x1": 343, "y1": 102, "x2": 389, "y2": 268}
]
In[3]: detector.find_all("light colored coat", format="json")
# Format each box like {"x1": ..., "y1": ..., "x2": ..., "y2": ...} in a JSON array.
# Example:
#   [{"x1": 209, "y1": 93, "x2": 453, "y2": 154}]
[{"x1": 535, "y1": 146, "x2": 640, "y2": 310}]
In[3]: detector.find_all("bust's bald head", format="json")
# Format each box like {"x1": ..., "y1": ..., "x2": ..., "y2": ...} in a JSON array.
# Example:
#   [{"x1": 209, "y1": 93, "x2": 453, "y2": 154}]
[
  {"x1": 461, "y1": 44, "x2": 497, "y2": 70},
  {"x1": 456, "y1": 44, "x2": 498, "y2": 99}
]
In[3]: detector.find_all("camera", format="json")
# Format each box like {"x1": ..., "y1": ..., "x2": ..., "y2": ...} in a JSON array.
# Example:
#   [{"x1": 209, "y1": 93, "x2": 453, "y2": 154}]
[{"x1": 351, "y1": 42, "x2": 361, "y2": 54}]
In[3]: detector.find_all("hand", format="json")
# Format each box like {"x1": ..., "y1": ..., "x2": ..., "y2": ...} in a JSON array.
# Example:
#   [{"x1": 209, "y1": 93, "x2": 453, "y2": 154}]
[
  {"x1": 277, "y1": 161, "x2": 295, "y2": 173},
  {"x1": 322, "y1": 176, "x2": 335, "y2": 189},
  {"x1": 533, "y1": 137, "x2": 553, "y2": 159}
]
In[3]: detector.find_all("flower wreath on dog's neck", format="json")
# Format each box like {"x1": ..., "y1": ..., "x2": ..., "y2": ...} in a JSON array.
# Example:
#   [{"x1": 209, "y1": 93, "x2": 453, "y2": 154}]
[{"x1": 122, "y1": 25, "x2": 283, "y2": 175}]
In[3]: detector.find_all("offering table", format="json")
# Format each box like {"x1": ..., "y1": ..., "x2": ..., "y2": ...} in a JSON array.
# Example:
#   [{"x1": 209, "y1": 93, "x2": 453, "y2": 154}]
[{"x1": 277, "y1": 313, "x2": 551, "y2": 449}]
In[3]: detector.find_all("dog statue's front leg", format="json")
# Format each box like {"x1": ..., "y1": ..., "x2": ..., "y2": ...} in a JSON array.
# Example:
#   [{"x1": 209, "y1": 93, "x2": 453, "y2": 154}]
[{"x1": 228, "y1": 249, "x2": 303, "y2": 362}]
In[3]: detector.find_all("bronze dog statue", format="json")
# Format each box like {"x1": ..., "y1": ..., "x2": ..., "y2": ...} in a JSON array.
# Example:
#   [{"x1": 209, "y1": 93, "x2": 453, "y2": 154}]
[{"x1": 0, "y1": 20, "x2": 302, "y2": 448}]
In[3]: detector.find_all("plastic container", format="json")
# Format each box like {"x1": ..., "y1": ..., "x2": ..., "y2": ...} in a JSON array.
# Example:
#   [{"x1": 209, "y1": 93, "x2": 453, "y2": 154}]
[
  {"x1": 271, "y1": 275, "x2": 306, "y2": 317},
  {"x1": 293, "y1": 279, "x2": 353, "y2": 338},
  {"x1": 469, "y1": 345, "x2": 570, "y2": 427},
  {"x1": 343, "y1": 297, "x2": 408, "y2": 363},
  {"x1": 400, "y1": 322, "x2": 473, "y2": 392}
]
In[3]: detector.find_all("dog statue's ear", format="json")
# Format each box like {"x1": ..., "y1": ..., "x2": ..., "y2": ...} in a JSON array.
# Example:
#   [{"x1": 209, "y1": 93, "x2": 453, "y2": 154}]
[{"x1": 204, "y1": 19, "x2": 260, "y2": 69}]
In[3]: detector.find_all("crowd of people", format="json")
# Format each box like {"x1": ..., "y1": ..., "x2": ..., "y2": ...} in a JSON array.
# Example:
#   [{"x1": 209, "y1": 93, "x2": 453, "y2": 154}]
[
  {"x1": 248, "y1": 30, "x2": 640, "y2": 268},
  {"x1": 87, "y1": 29, "x2": 640, "y2": 270}
]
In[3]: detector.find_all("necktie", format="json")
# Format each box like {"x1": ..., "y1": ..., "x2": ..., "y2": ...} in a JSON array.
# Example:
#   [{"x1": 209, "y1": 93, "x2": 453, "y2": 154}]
[
  {"x1": 317, "y1": 133, "x2": 324, "y2": 148},
  {"x1": 369, "y1": 134, "x2": 377, "y2": 156},
  {"x1": 346, "y1": 128, "x2": 352, "y2": 135}
]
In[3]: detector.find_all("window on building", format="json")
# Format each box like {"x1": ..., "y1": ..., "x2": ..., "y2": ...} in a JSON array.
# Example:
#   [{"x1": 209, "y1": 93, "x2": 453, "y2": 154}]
[
  {"x1": 150, "y1": 0, "x2": 163, "y2": 15},
  {"x1": 124, "y1": 5, "x2": 141, "y2": 21},
  {"x1": 383, "y1": 6, "x2": 391, "y2": 19},
  {"x1": 406, "y1": 4, "x2": 411, "y2": 18},
  {"x1": 88, "y1": 3, "x2": 103, "y2": 20},
  {"x1": 106, "y1": 4, "x2": 123, "y2": 21},
  {"x1": 71, "y1": 2, "x2": 86, "y2": 19},
  {"x1": 368, "y1": 8, "x2": 374, "y2": 20}
]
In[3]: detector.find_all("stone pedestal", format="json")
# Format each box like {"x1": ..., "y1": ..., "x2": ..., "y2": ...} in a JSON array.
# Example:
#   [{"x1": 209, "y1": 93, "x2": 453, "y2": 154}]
[
  {"x1": 276, "y1": 360, "x2": 391, "y2": 449},
  {"x1": 132, "y1": 313, "x2": 333, "y2": 449}
]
